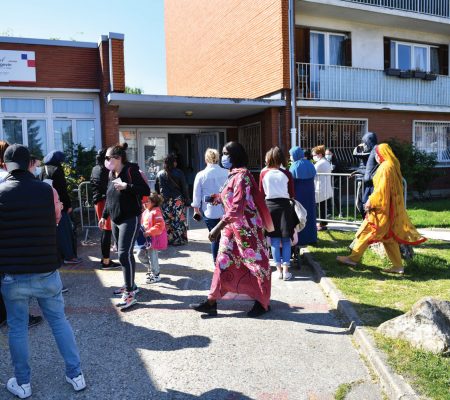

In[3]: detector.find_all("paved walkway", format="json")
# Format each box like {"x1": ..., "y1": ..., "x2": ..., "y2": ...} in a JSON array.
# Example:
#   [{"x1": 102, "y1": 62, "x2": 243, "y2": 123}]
[{"x1": 0, "y1": 228, "x2": 382, "y2": 400}]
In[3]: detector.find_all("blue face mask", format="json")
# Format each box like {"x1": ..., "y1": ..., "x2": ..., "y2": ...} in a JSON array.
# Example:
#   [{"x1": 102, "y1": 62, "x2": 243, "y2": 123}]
[{"x1": 221, "y1": 155, "x2": 232, "y2": 170}]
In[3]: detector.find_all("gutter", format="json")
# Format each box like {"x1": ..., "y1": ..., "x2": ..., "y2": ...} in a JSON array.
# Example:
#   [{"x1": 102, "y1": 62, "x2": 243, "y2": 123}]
[{"x1": 288, "y1": 0, "x2": 297, "y2": 148}]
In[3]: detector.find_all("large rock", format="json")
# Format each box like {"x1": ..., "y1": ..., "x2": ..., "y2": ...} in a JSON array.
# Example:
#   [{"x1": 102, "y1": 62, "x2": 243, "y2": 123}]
[{"x1": 377, "y1": 297, "x2": 450, "y2": 354}]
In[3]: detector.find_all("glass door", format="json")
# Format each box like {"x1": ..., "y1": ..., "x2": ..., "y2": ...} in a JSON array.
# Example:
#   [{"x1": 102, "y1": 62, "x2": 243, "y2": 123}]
[{"x1": 138, "y1": 131, "x2": 168, "y2": 191}]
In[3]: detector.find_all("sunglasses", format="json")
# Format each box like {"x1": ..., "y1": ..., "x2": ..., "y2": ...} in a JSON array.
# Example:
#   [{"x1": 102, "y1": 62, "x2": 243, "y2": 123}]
[{"x1": 105, "y1": 156, "x2": 119, "y2": 161}]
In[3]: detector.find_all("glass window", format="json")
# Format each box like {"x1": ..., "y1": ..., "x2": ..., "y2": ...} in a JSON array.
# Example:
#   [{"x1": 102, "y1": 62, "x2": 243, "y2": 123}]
[
  {"x1": 238, "y1": 123, "x2": 262, "y2": 170},
  {"x1": 76, "y1": 120, "x2": 95, "y2": 149},
  {"x1": 1, "y1": 98, "x2": 45, "y2": 113},
  {"x1": 390, "y1": 41, "x2": 396, "y2": 68},
  {"x1": 53, "y1": 120, "x2": 73, "y2": 152},
  {"x1": 52, "y1": 99, "x2": 94, "y2": 114},
  {"x1": 2, "y1": 120, "x2": 23, "y2": 144},
  {"x1": 119, "y1": 130, "x2": 137, "y2": 163},
  {"x1": 310, "y1": 32, "x2": 325, "y2": 65},
  {"x1": 329, "y1": 34, "x2": 345, "y2": 66},
  {"x1": 430, "y1": 47, "x2": 440, "y2": 74},
  {"x1": 398, "y1": 44, "x2": 411, "y2": 70},
  {"x1": 414, "y1": 46, "x2": 427, "y2": 71},
  {"x1": 414, "y1": 122, "x2": 450, "y2": 164},
  {"x1": 27, "y1": 120, "x2": 47, "y2": 159}
]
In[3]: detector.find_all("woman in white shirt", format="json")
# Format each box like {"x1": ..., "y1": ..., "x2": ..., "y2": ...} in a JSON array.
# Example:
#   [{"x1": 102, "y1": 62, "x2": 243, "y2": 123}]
[
  {"x1": 192, "y1": 148, "x2": 228, "y2": 262},
  {"x1": 312, "y1": 145, "x2": 333, "y2": 231},
  {"x1": 259, "y1": 147, "x2": 296, "y2": 281}
]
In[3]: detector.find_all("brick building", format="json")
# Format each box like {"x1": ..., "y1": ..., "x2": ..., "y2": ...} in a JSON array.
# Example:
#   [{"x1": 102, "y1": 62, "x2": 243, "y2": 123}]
[
  {"x1": 0, "y1": 33, "x2": 284, "y2": 190},
  {"x1": 165, "y1": 0, "x2": 450, "y2": 189}
]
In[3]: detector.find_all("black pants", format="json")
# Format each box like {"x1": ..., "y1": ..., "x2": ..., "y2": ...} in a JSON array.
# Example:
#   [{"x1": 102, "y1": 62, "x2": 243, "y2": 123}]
[
  {"x1": 317, "y1": 199, "x2": 332, "y2": 227},
  {"x1": 0, "y1": 289, "x2": 6, "y2": 324},
  {"x1": 112, "y1": 216, "x2": 139, "y2": 292},
  {"x1": 101, "y1": 230, "x2": 112, "y2": 259}
]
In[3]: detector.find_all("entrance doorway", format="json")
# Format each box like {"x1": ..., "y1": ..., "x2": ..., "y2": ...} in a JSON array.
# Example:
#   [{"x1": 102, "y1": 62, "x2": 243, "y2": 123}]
[{"x1": 137, "y1": 129, "x2": 226, "y2": 191}]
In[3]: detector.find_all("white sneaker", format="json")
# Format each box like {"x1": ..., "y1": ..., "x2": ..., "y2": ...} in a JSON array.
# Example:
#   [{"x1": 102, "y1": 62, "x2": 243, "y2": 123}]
[
  {"x1": 116, "y1": 290, "x2": 137, "y2": 309},
  {"x1": 146, "y1": 273, "x2": 161, "y2": 284},
  {"x1": 66, "y1": 373, "x2": 86, "y2": 392},
  {"x1": 6, "y1": 378, "x2": 32, "y2": 399}
]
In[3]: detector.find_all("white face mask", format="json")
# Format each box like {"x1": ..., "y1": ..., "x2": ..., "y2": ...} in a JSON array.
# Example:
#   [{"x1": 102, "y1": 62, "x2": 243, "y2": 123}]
[
  {"x1": 325, "y1": 154, "x2": 332, "y2": 162},
  {"x1": 313, "y1": 155, "x2": 320, "y2": 162},
  {"x1": 33, "y1": 166, "x2": 42, "y2": 177}
]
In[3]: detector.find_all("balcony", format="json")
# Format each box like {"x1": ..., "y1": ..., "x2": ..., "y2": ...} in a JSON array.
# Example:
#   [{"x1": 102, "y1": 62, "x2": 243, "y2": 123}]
[
  {"x1": 297, "y1": 63, "x2": 450, "y2": 108},
  {"x1": 340, "y1": 0, "x2": 450, "y2": 19}
]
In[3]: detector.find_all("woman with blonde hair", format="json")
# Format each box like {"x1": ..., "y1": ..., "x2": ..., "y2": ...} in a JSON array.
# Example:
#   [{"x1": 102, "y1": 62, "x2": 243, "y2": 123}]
[
  {"x1": 337, "y1": 143, "x2": 426, "y2": 273},
  {"x1": 192, "y1": 148, "x2": 228, "y2": 262}
]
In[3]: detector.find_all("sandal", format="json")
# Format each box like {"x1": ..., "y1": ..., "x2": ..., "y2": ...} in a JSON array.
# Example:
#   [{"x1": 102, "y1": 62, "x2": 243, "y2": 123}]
[
  {"x1": 336, "y1": 256, "x2": 357, "y2": 267},
  {"x1": 383, "y1": 267, "x2": 404, "y2": 275}
]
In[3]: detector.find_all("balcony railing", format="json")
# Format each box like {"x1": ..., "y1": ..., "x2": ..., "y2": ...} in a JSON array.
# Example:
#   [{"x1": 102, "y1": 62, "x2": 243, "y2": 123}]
[
  {"x1": 340, "y1": 0, "x2": 450, "y2": 19},
  {"x1": 297, "y1": 63, "x2": 450, "y2": 107}
]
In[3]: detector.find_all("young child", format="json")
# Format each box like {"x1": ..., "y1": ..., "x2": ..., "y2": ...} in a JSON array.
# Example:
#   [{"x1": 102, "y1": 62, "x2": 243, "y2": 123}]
[{"x1": 137, "y1": 192, "x2": 167, "y2": 283}]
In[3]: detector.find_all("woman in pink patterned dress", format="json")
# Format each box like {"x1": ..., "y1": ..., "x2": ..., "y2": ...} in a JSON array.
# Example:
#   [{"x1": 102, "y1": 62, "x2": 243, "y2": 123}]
[{"x1": 190, "y1": 142, "x2": 274, "y2": 318}]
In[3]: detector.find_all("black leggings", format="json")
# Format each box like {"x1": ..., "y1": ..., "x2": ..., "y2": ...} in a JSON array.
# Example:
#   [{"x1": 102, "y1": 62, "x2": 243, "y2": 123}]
[
  {"x1": 101, "y1": 229, "x2": 112, "y2": 260},
  {"x1": 112, "y1": 216, "x2": 139, "y2": 292}
]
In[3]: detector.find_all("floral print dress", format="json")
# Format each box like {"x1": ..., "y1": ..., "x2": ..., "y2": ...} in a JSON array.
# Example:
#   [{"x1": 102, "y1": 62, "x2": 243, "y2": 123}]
[{"x1": 208, "y1": 168, "x2": 274, "y2": 310}]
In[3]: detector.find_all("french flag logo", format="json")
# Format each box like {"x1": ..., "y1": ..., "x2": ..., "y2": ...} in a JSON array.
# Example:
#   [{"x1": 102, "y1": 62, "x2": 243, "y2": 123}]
[{"x1": 21, "y1": 53, "x2": 35, "y2": 67}]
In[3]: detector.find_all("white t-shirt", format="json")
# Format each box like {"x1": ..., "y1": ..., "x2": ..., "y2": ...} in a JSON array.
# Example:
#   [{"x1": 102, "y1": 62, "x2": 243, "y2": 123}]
[{"x1": 261, "y1": 168, "x2": 291, "y2": 199}]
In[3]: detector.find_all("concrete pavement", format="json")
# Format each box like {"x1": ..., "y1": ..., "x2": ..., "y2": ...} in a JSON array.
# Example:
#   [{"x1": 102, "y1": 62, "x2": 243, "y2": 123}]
[{"x1": 0, "y1": 227, "x2": 383, "y2": 400}]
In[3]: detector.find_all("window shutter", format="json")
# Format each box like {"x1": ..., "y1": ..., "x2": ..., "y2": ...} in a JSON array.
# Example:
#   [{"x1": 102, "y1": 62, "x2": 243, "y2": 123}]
[
  {"x1": 295, "y1": 27, "x2": 310, "y2": 63},
  {"x1": 383, "y1": 37, "x2": 391, "y2": 70},
  {"x1": 438, "y1": 44, "x2": 449, "y2": 75},
  {"x1": 344, "y1": 36, "x2": 352, "y2": 67}
]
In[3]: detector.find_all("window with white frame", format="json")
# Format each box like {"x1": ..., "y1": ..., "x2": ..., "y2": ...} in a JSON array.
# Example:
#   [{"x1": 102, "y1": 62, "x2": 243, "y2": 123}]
[
  {"x1": 390, "y1": 41, "x2": 439, "y2": 73},
  {"x1": 238, "y1": 123, "x2": 262, "y2": 170},
  {"x1": 413, "y1": 121, "x2": 450, "y2": 165},
  {"x1": 0, "y1": 94, "x2": 100, "y2": 158},
  {"x1": 299, "y1": 118, "x2": 367, "y2": 168},
  {"x1": 310, "y1": 31, "x2": 346, "y2": 66}
]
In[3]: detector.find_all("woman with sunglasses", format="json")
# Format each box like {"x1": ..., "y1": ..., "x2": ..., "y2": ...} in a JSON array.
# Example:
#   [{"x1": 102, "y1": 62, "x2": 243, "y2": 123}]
[{"x1": 99, "y1": 143, "x2": 150, "y2": 309}]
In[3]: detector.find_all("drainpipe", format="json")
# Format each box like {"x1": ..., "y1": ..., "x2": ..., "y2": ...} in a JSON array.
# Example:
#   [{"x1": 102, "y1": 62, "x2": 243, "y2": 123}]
[{"x1": 288, "y1": 0, "x2": 297, "y2": 148}]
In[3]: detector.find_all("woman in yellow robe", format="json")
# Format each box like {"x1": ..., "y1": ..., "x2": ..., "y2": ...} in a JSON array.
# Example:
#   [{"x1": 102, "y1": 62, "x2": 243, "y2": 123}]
[{"x1": 337, "y1": 143, "x2": 426, "y2": 274}]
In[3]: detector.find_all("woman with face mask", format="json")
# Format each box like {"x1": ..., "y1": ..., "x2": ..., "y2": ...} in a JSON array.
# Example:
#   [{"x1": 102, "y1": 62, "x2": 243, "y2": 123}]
[
  {"x1": 190, "y1": 142, "x2": 274, "y2": 318},
  {"x1": 98, "y1": 143, "x2": 150, "y2": 309},
  {"x1": 337, "y1": 144, "x2": 426, "y2": 274},
  {"x1": 312, "y1": 145, "x2": 333, "y2": 231},
  {"x1": 91, "y1": 149, "x2": 119, "y2": 270}
]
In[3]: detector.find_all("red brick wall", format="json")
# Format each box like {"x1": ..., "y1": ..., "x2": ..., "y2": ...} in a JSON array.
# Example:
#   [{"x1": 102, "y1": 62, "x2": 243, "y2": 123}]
[
  {"x1": 165, "y1": 0, "x2": 290, "y2": 99},
  {"x1": 111, "y1": 39, "x2": 125, "y2": 92},
  {"x1": 0, "y1": 43, "x2": 100, "y2": 89},
  {"x1": 298, "y1": 107, "x2": 450, "y2": 143}
]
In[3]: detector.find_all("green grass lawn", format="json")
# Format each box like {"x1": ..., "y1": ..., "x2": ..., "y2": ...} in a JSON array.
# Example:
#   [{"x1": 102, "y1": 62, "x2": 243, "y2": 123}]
[
  {"x1": 407, "y1": 199, "x2": 450, "y2": 228},
  {"x1": 309, "y1": 231, "x2": 450, "y2": 399}
]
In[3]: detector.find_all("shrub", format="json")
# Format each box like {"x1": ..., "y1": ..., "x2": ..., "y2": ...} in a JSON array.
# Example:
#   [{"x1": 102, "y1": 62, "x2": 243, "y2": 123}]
[
  {"x1": 387, "y1": 139, "x2": 437, "y2": 195},
  {"x1": 63, "y1": 143, "x2": 96, "y2": 202}
]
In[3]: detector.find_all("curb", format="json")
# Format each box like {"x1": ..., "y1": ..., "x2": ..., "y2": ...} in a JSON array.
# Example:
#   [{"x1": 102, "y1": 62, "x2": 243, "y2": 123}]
[{"x1": 303, "y1": 249, "x2": 419, "y2": 400}]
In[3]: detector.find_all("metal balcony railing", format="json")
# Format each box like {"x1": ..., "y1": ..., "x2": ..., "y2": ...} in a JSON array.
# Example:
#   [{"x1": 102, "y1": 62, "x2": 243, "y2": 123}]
[
  {"x1": 340, "y1": 0, "x2": 450, "y2": 18},
  {"x1": 297, "y1": 63, "x2": 450, "y2": 107}
]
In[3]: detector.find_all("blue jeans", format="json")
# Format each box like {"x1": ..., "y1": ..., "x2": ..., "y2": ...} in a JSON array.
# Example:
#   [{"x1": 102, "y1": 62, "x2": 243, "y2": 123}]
[
  {"x1": 270, "y1": 237, "x2": 292, "y2": 266},
  {"x1": 1, "y1": 270, "x2": 81, "y2": 385},
  {"x1": 203, "y1": 217, "x2": 221, "y2": 263}
]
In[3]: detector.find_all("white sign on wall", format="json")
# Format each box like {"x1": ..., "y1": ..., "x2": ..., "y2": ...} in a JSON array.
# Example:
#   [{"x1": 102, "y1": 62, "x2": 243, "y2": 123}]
[{"x1": 0, "y1": 50, "x2": 36, "y2": 83}]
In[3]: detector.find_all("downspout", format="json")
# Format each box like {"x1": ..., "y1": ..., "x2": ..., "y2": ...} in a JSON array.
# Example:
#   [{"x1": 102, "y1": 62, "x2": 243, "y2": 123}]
[{"x1": 288, "y1": 0, "x2": 297, "y2": 148}]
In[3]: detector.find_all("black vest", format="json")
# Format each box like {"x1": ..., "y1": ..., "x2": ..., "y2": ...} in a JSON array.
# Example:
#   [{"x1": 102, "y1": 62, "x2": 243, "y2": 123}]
[{"x1": 0, "y1": 171, "x2": 60, "y2": 274}]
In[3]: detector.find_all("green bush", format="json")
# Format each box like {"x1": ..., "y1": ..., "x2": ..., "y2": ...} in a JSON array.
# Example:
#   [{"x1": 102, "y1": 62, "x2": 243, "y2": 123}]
[
  {"x1": 63, "y1": 143, "x2": 96, "y2": 202},
  {"x1": 387, "y1": 139, "x2": 437, "y2": 195}
]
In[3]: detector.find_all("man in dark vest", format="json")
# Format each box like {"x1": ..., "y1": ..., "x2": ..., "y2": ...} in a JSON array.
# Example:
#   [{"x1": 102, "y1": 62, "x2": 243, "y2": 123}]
[{"x1": 0, "y1": 145, "x2": 86, "y2": 399}]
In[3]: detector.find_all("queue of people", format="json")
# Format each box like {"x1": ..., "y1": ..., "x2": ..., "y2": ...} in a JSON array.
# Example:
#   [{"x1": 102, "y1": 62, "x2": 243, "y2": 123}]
[{"x1": 0, "y1": 137, "x2": 426, "y2": 399}]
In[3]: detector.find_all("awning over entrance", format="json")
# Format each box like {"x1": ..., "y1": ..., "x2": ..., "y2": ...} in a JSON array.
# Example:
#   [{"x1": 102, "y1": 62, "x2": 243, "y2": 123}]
[{"x1": 108, "y1": 93, "x2": 285, "y2": 119}]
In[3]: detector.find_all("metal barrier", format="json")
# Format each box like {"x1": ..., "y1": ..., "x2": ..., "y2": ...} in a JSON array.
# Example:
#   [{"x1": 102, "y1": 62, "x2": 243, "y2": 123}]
[
  {"x1": 315, "y1": 173, "x2": 407, "y2": 226},
  {"x1": 78, "y1": 181, "x2": 98, "y2": 242}
]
